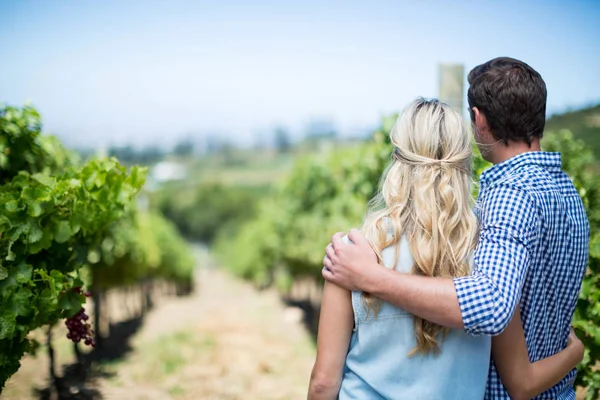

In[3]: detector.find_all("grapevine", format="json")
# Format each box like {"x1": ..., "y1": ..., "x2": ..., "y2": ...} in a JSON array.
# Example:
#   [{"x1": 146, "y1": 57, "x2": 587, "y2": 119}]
[
  {"x1": 0, "y1": 103, "x2": 195, "y2": 393},
  {"x1": 0, "y1": 104, "x2": 144, "y2": 390}
]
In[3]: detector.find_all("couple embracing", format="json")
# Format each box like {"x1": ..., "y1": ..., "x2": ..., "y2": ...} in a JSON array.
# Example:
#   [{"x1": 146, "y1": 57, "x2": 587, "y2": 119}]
[{"x1": 308, "y1": 57, "x2": 589, "y2": 400}]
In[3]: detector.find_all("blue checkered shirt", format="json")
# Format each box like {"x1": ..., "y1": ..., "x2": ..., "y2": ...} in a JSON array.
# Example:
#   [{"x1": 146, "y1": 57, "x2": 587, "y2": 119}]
[{"x1": 454, "y1": 152, "x2": 589, "y2": 399}]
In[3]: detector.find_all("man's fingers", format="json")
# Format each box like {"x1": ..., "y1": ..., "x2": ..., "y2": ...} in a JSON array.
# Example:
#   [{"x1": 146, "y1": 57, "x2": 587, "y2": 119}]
[
  {"x1": 325, "y1": 243, "x2": 336, "y2": 261},
  {"x1": 331, "y1": 231, "x2": 346, "y2": 250},
  {"x1": 348, "y1": 228, "x2": 368, "y2": 246},
  {"x1": 322, "y1": 266, "x2": 335, "y2": 282},
  {"x1": 323, "y1": 255, "x2": 333, "y2": 269}
]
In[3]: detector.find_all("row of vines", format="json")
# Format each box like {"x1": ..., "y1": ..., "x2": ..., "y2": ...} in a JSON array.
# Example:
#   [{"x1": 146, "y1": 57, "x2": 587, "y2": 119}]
[
  {"x1": 0, "y1": 104, "x2": 195, "y2": 394},
  {"x1": 216, "y1": 116, "x2": 600, "y2": 398}
]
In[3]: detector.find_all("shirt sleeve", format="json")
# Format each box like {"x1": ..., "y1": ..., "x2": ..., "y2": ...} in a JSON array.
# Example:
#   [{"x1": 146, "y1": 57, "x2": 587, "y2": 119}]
[{"x1": 453, "y1": 185, "x2": 539, "y2": 336}]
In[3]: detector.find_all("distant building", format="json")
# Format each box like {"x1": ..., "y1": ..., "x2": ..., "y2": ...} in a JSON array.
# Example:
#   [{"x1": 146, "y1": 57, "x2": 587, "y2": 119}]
[
  {"x1": 438, "y1": 64, "x2": 465, "y2": 114},
  {"x1": 150, "y1": 161, "x2": 187, "y2": 182},
  {"x1": 146, "y1": 161, "x2": 188, "y2": 191}
]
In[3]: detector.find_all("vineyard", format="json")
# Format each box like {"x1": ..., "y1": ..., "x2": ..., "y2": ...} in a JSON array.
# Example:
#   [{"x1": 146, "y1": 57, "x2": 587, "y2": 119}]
[
  {"x1": 0, "y1": 104, "x2": 195, "y2": 396},
  {"x1": 1, "y1": 101, "x2": 599, "y2": 399},
  {"x1": 215, "y1": 119, "x2": 600, "y2": 398}
]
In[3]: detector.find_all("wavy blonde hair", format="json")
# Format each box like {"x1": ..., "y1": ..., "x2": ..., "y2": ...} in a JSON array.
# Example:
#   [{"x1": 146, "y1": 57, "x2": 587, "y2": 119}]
[{"x1": 362, "y1": 98, "x2": 479, "y2": 356}]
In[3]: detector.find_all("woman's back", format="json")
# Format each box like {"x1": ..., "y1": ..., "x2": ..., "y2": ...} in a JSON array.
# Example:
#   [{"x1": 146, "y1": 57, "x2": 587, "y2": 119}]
[{"x1": 338, "y1": 231, "x2": 491, "y2": 400}]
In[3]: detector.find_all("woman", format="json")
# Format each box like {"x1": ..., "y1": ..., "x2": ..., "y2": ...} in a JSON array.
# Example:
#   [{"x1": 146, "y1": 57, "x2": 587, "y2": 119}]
[{"x1": 308, "y1": 98, "x2": 584, "y2": 399}]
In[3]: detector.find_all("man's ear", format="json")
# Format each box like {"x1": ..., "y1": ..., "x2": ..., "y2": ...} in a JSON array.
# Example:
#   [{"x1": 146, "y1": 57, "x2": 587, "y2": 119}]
[{"x1": 472, "y1": 107, "x2": 491, "y2": 140}]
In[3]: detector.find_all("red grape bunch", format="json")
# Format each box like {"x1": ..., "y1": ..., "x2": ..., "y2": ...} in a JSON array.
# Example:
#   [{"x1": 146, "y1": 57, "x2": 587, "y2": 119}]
[{"x1": 65, "y1": 287, "x2": 96, "y2": 347}]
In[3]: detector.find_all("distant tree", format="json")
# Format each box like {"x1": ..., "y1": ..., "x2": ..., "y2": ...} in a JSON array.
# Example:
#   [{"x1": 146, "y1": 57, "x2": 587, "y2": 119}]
[
  {"x1": 545, "y1": 104, "x2": 600, "y2": 160},
  {"x1": 108, "y1": 145, "x2": 136, "y2": 163},
  {"x1": 138, "y1": 146, "x2": 164, "y2": 164},
  {"x1": 274, "y1": 127, "x2": 291, "y2": 153},
  {"x1": 108, "y1": 144, "x2": 165, "y2": 165},
  {"x1": 306, "y1": 118, "x2": 337, "y2": 140},
  {"x1": 173, "y1": 138, "x2": 195, "y2": 157}
]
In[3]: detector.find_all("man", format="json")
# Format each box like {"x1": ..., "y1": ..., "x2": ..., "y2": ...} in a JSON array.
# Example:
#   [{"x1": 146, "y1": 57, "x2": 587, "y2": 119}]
[{"x1": 322, "y1": 57, "x2": 590, "y2": 399}]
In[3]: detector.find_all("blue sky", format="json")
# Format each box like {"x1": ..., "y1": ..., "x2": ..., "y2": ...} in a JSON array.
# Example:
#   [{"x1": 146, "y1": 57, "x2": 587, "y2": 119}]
[{"x1": 1, "y1": 0, "x2": 599, "y2": 148}]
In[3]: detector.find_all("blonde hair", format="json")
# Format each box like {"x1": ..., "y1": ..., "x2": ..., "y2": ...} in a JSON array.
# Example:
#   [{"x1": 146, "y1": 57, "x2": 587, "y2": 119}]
[{"x1": 362, "y1": 98, "x2": 478, "y2": 356}]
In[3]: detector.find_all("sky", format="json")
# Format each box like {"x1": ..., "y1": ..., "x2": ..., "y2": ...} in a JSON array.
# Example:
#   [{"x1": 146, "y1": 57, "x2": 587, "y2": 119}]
[{"x1": 0, "y1": 0, "x2": 599, "y2": 149}]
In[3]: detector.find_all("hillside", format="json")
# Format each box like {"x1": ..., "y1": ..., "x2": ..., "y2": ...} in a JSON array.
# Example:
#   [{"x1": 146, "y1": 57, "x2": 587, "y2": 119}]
[{"x1": 546, "y1": 104, "x2": 600, "y2": 158}]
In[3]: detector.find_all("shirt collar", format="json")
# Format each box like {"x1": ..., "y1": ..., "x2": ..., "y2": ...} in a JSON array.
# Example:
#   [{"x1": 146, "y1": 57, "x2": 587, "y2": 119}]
[{"x1": 479, "y1": 151, "x2": 562, "y2": 189}]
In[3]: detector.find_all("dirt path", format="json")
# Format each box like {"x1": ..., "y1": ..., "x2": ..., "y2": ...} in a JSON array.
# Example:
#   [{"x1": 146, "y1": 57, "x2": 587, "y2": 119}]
[{"x1": 3, "y1": 246, "x2": 316, "y2": 400}]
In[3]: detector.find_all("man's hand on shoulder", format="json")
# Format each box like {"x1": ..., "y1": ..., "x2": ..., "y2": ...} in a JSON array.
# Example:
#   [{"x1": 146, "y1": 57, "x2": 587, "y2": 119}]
[{"x1": 322, "y1": 229, "x2": 383, "y2": 292}]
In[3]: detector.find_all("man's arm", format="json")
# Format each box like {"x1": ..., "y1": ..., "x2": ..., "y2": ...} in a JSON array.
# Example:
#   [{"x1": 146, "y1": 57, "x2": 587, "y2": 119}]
[
  {"x1": 323, "y1": 186, "x2": 538, "y2": 336},
  {"x1": 323, "y1": 231, "x2": 464, "y2": 328},
  {"x1": 377, "y1": 270, "x2": 466, "y2": 329}
]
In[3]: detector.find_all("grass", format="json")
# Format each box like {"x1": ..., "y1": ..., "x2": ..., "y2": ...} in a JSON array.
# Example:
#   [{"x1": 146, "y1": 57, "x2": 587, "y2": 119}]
[
  {"x1": 168, "y1": 385, "x2": 186, "y2": 396},
  {"x1": 100, "y1": 328, "x2": 217, "y2": 385}
]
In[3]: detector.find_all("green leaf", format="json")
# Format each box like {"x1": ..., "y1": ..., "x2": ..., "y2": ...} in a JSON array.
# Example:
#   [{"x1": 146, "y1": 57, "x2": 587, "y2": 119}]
[
  {"x1": 31, "y1": 173, "x2": 56, "y2": 189},
  {"x1": 84, "y1": 170, "x2": 99, "y2": 189},
  {"x1": 28, "y1": 220, "x2": 43, "y2": 243},
  {"x1": 26, "y1": 200, "x2": 43, "y2": 217},
  {"x1": 0, "y1": 265, "x2": 7, "y2": 280},
  {"x1": 54, "y1": 220, "x2": 72, "y2": 243},
  {"x1": 14, "y1": 263, "x2": 32, "y2": 284},
  {"x1": 67, "y1": 178, "x2": 81, "y2": 188},
  {"x1": 58, "y1": 290, "x2": 83, "y2": 318},
  {"x1": 5, "y1": 200, "x2": 18, "y2": 212},
  {"x1": 34, "y1": 184, "x2": 53, "y2": 201},
  {"x1": 70, "y1": 219, "x2": 81, "y2": 235},
  {"x1": 21, "y1": 186, "x2": 43, "y2": 217},
  {"x1": 6, "y1": 242, "x2": 16, "y2": 261},
  {"x1": 0, "y1": 311, "x2": 17, "y2": 339},
  {"x1": 10, "y1": 289, "x2": 32, "y2": 317},
  {"x1": 9, "y1": 224, "x2": 26, "y2": 242},
  {"x1": 29, "y1": 227, "x2": 53, "y2": 254},
  {"x1": 0, "y1": 215, "x2": 11, "y2": 230}
]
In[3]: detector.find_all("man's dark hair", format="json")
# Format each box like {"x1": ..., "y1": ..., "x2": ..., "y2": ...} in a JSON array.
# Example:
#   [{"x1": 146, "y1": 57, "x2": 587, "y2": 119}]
[{"x1": 467, "y1": 57, "x2": 547, "y2": 145}]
